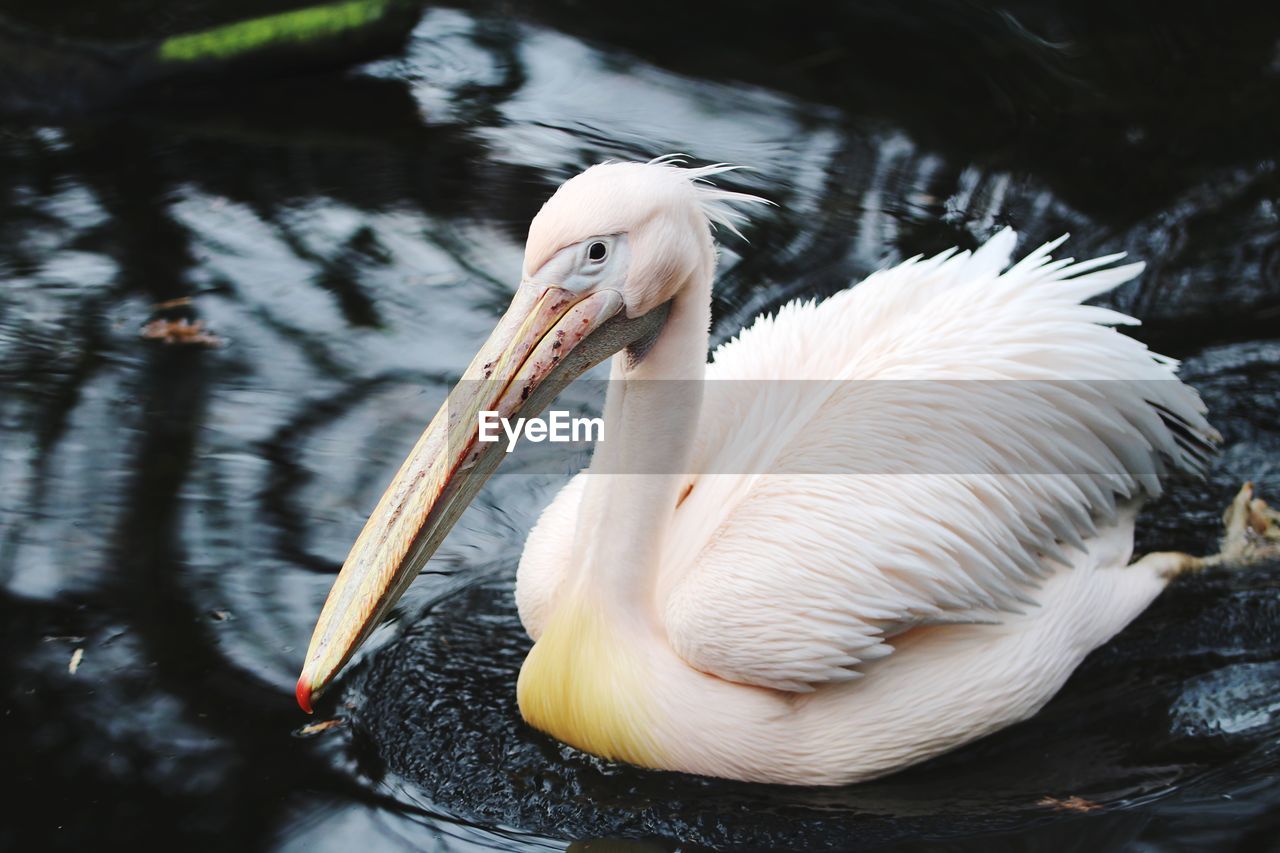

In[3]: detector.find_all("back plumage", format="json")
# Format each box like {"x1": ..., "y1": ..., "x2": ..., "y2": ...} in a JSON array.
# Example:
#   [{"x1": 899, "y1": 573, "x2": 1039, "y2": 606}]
[{"x1": 655, "y1": 229, "x2": 1216, "y2": 691}]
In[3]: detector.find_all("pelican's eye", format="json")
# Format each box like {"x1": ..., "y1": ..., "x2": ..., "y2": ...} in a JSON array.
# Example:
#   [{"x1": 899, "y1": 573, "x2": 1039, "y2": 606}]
[{"x1": 587, "y1": 241, "x2": 608, "y2": 262}]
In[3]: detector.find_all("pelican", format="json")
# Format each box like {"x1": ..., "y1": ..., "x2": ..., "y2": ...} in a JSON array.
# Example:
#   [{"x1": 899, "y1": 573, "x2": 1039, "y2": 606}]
[{"x1": 297, "y1": 157, "x2": 1279, "y2": 785}]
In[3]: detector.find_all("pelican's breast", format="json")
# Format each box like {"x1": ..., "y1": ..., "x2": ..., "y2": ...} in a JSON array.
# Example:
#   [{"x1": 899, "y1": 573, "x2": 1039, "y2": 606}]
[{"x1": 516, "y1": 597, "x2": 666, "y2": 768}]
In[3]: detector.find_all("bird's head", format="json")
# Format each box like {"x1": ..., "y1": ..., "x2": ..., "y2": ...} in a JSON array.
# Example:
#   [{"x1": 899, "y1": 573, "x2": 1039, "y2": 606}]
[
  {"x1": 522, "y1": 158, "x2": 763, "y2": 319},
  {"x1": 295, "y1": 158, "x2": 767, "y2": 712}
]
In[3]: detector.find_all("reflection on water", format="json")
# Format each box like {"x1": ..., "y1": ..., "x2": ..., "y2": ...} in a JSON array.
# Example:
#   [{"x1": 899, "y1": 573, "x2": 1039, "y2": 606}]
[{"x1": 2, "y1": 2, "x2": 1279, "y2": 850}]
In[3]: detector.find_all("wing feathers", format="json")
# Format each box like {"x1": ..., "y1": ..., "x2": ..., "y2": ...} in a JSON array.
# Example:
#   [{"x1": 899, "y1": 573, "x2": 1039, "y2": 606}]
[{"x1": 661, "y1": 230, "x2": 1216, "y2": 692}]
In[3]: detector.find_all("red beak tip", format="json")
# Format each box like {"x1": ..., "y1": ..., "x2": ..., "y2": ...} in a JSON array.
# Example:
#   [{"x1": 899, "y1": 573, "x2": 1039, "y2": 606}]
[{"x1": 295, "y1": 677, "x2": 314, "y2": 714}]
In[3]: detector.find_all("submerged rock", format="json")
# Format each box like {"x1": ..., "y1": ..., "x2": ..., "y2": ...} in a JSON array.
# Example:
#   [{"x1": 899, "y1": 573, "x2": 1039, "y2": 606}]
[{"x1": 1171, "y1": 662, "x2": 1280, "y2": 740}]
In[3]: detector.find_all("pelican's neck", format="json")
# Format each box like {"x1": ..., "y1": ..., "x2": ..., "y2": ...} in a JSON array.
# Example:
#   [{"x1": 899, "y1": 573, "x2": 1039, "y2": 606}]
[
  {"x1": 517, "y1": 261, "x2": 713, "y2": 769},
  {"x1": 567, "y1": 271, "x2": 711, "y2": 615}
]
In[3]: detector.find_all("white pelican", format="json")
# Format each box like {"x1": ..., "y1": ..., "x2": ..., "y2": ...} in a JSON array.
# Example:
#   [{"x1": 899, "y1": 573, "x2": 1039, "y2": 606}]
[{"x1": 297, "y1": 157, "x2": 1279, "y2": 785}]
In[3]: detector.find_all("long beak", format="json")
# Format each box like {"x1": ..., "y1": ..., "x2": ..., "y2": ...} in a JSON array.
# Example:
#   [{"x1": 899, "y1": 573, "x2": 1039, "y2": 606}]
[{"x1": 296, "y1": 283, "x2": 668, "y2": 712}]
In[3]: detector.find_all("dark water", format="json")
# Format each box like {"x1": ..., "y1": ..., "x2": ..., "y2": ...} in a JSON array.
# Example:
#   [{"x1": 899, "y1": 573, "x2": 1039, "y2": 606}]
[{"x1": 3, "y1": 2, "x2": 1280, "y2": 850}]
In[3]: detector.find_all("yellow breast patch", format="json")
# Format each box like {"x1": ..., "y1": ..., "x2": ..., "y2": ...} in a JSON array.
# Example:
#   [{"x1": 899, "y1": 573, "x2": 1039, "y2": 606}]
[{"x1": 516, "y1": 597, "x2": 664, "y2": 768}]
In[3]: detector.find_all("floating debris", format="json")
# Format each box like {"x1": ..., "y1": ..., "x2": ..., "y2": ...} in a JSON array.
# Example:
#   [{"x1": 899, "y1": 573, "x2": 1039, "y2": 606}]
[
  {"x1": 140, "y1": 318, "x2": 223, "y2": 347},
  {"x1": 294, "y1": 718, "x2": 345, "y2": 737},
  {"x1": 152, "y1": 296, "x2": 194, "y2": 310},
  {"x1": 156, "y1": 0, "x2": 397, "y2": 63},
  {"x1": 1037, "y1": 795, "x2": 1102, "y2": 813},
  {"x1": 208, "y1": 609, "x2": 232, "y2": 622},
  {"x1": 68, "y1": 648, "x2": 84, "y2": 675}
]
